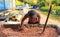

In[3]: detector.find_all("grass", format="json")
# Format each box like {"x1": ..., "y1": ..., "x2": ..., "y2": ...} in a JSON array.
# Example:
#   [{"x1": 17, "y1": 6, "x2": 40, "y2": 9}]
[{"x1": 40, "y1": 11, "x2": 60, "y2": 22}]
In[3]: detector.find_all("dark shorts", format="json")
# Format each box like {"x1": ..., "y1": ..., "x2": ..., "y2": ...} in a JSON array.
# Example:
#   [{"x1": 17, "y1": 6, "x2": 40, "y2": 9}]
[{"x1": 28, "y1": 22, "x2": 39, "y2": 24}]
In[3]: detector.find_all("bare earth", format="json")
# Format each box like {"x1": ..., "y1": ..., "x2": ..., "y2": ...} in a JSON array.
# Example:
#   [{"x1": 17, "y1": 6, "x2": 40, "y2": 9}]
[
  {"x1": 0, "y1": 27, "x2": 58, "y2": 37},
  {"x1": 40, "y1": 13, "x2": 60, "y2": 25}
]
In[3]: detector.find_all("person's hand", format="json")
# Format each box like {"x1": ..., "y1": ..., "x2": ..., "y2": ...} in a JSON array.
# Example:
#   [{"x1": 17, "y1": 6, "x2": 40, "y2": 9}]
[{"x1": 18, "y1": 25, "x2": 23, "y2": 31}]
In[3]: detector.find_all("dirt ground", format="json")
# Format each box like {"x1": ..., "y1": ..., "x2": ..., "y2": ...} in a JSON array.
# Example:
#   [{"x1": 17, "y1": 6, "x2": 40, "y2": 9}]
[
  {"x1": 36, "y1": 11, "x2": 60, "y2": 25},
  {"x1": 0, "y1": 25, "x2": 58, "y2": 37}
]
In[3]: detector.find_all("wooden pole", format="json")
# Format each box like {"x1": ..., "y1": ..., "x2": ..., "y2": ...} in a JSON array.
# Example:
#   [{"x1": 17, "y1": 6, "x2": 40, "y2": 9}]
[{"x1": 41, "y1": 5, "x2": 52, "y2": 33}]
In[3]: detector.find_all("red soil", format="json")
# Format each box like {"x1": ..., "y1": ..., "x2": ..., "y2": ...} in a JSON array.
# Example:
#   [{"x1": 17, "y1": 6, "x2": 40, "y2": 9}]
[{"x1": 0, "y1": 26, "x2": 58, "y2": 37}]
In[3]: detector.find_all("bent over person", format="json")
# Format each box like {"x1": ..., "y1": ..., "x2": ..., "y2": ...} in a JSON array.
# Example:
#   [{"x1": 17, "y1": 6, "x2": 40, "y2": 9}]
[{"x1": 18, "y1": 10, "x2": 41, "y2": 30}]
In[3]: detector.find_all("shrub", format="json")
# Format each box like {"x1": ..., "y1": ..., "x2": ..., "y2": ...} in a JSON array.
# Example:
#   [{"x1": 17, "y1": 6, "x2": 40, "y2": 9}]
[
  {"x1": 40, "y1": 6, "x2": 49, "y2": 12},
  {"x1": 40, "y1": 6, "x2": 60, "y2": 15},
  {"x1": 39, "y1": 1, "x2": 46, "y2": 7},
  {"x1": 52, "y1": 6, "x2": 60, "y2": 15}
]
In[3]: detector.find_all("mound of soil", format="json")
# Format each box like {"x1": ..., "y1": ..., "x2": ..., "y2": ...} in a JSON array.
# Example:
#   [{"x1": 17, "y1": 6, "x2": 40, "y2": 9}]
[{"x1": 0, "y1": 25, "x2": 58, "y2": 37}]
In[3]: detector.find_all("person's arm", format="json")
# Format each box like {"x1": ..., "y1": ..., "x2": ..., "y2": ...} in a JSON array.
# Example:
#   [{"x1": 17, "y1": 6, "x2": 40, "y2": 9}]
[
  {"x1": 20, "y1": 14, "x2": 27, "y2": 26},
  {"x1": 18, "y1": 14, "x2": 27, "y2": 30}
]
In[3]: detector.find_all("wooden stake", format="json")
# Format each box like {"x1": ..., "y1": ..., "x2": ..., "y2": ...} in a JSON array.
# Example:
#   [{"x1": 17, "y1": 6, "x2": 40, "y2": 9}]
[{"x1": 41, "y1": 5, "x2": 52, "y2": 33}]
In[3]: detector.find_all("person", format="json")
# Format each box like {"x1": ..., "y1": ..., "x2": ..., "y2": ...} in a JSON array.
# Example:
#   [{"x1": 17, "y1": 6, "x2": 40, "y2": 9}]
[{"x1": 18, "y1": 10, "x2": 41, "y2": 30}]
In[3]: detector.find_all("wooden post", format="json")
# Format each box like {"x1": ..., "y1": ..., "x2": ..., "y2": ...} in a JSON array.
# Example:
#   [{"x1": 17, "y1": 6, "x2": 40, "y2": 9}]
[
  {"x1": 12, "y1": 0, "x2": 16, "y2": 10},
  {"x1": 41, "y1": 5, "x2": 52, "y2": 33}
]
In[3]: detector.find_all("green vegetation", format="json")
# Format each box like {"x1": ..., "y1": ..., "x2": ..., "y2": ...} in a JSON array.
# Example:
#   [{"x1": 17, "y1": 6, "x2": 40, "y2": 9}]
[
  {"x1": 16, "y1": 0, "x2": 60, "y2": 6},
  {"x1": 16, "y1": 0, "x2": 24, "y2": 6},
  {"x1": 24, "y1": 0, "x2": 38, "y2": 6},
  {"x1": 40, "y1": 6, "x2": 49, "y2": 12},
  {"x1": 40, "y1": 6, "x2": 60, "y2": 15},
  {"x1": 39, "y1": 1, "x2": 46, "y2": 7}
]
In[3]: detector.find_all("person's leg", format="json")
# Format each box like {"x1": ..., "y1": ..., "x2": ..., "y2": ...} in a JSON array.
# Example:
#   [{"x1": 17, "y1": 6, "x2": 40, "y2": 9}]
[
  {"x1": 28, "y1": 22, "x2": 39, "y2": 24},
  {"x1": 28, "y1": 22, "x2": 40, "y2": 27}
]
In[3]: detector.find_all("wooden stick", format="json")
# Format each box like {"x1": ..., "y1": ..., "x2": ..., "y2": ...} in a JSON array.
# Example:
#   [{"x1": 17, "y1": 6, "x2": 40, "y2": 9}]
[{"x1": 41, "y1": 5, "x2": 52, "y2": 33}]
